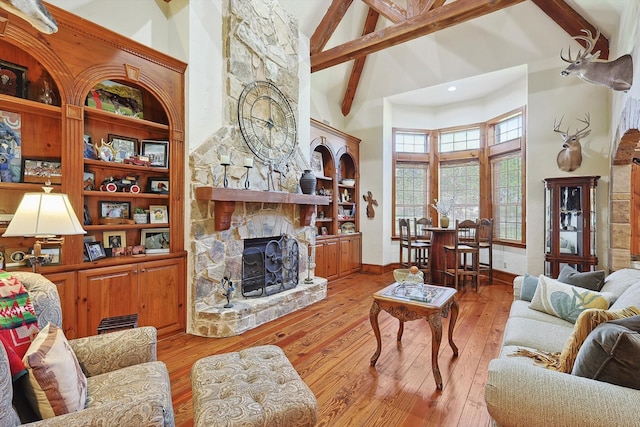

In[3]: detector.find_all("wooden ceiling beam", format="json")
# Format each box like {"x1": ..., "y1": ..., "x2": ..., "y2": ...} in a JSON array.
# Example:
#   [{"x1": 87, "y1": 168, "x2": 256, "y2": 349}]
[
  {"x1": 311, "y1": 0, "x2": 526, "y2": 72},
  {"x1": 530, "y1": 0, "x2": 609, "y2": 59},
  {"x1": 342, "y1": 8, "x2": 380, "y2": 116},
  {"x1": 408, "y1": 0, "x2": 447, "y2": 17},
  {"x1": 310, "y1": 0, "x2": 354, "y2": 55},
  {"x1": 361, "y1": 0, "x2": 405, "y2": 23}
]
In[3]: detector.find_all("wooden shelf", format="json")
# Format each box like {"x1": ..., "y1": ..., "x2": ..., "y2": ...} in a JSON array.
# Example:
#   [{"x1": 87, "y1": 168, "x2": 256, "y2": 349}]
[{"x1": 195, "y1": 186, "x2": 330, "y2": 230}]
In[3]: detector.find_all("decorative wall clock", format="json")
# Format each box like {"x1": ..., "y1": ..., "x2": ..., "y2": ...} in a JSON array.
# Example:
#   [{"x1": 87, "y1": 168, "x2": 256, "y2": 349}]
[{"x1": 237, "y1": 81, "x2": 297, "y2": 164}]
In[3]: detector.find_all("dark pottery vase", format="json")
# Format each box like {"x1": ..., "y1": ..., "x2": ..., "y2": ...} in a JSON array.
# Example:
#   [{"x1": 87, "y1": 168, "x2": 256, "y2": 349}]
[{"x1": 300, "y1": 169, "x2": 317, "y2": 195}]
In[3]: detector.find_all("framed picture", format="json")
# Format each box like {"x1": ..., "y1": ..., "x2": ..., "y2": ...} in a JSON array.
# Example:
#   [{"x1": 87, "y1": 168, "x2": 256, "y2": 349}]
[
  {"x1": 83, "y1": 134, "x2": 97, "y2": 160},
  {"x1": 321, "y1": 226, "x2": 328, "y2": 236},
  {"x1": 141, "y1": 228, "x2": 170, "y2": 254},
  {"x1": 0, "y1": 110, "x2": 22, "y2": 183},
  {"x1": 85, "y1": 241, "x2": 106, "y2": 262},
  {"x1": 99, "y1": 201, "x2": 131, "y2": 219},
  {"x1": 103, "y1": 230, "x2": 127, "y2": 248},
  {"x1": 22, "y1": 158, "x2": 62, "y2": 184},
  {"x1": 132, "y1": 245, "x2": 146, "y2": 255},
  {"x1": 83, "y1": 235, "x2": 96, "y2": 261},
  {"x1": 28, "y1": 246, "x2": 61, "y2": 266},
  {"x1": 311, "y1": 151, "x2": 324, "y2": 177},
  {"x1": 5, "y1": 247, "x2": 29, "y2": 267},
  {"x1": 85, "y1": 80, "x2": 144, "y2": 119},
  {"x1": 0, "y1": 249, "x2": 4, "y2": 270},
  {"x1": 0, "y1": 59, "x2": 28, "y2": 99},
  {"x1": 108, "y1": 134, "x2": 138, "y2": 163},
  {"x1": 83, "y1": 171, "x2": 95, "y2": 191},
  {"x1": 141, "y1": 140, "x2": 169, "y2": 168},
  {"x1": 149, "y1": 205, "x2": 168, "y2": 224},
  {"x1": 148, "y1": 177, "x2": 169, "y2": 193}
]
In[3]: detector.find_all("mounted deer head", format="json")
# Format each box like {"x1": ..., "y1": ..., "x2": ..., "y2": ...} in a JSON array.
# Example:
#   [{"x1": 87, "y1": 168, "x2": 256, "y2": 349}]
[
  {"x1": 554, "y1": 113, "x2": 591, "y2": 172},
  {"x1": 0, "y1": 0, "x2": 57, "y2": 34},
  {"x1": 560, "y1": 28, "x2": 633, "y2": 92}
]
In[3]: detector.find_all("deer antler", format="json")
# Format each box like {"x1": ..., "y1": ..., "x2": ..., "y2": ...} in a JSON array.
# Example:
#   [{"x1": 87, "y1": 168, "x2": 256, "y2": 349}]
[
  {"x1": 574, "y1": 112, "x2": 591, "y2": 138},
  {"x1": 553, "y1": 116, "x2": 568, "y2": 136},
  {"x1": 560, "y1": 28, "x2": 601, "y2": 63}
]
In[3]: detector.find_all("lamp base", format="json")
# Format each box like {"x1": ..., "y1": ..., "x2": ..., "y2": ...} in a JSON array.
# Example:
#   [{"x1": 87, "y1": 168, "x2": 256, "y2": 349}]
[{"x1": 25, "y1": 254, "x2": 52, "y2": 273}]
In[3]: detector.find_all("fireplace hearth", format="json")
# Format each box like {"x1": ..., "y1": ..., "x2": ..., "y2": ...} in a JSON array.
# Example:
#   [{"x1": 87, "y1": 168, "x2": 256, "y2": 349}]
[{"x1": 242, "y1": 234, "x2": 299, "y2": 297}]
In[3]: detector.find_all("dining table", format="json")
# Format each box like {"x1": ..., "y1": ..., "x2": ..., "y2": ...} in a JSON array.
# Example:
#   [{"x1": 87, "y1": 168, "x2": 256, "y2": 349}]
[{"x1": 425, "y1": 227, "x2": 457, "y2": 286}]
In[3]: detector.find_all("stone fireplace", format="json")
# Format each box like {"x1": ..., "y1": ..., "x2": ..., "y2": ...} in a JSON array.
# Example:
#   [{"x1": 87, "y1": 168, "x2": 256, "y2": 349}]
[{"x1": 188, "y1": 0, "x2": 326, "y2": 338}]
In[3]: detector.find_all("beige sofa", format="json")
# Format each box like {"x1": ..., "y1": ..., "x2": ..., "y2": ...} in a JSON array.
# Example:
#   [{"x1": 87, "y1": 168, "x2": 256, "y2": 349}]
[
  {"x1": 1, "y1": 272, "x2": 174, "y2": 426},
  {"x1": 485, "y1": 268, "x2": 640, "y2": 427}
]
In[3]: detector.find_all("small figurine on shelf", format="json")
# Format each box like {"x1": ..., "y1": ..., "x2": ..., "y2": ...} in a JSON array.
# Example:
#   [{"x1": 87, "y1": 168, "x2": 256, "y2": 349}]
[
  {"x1": 37, "y1": 78, "x2": 56, "y2": 105},
  {"x1": 221, "y1": 275, "x2": 235, "y2": 308}
]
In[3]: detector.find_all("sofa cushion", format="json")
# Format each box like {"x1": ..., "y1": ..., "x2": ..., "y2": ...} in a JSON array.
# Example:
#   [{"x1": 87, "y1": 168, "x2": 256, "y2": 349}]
[
  {"x1": 502, "y1": 317, "x2": 573, "y2": 353},
  {"x1": 509, "y1": 300, "x2": 576, "y2": 327},
  {"x1": 23, "y1": 323, "x2": 88, "y2": 419},
  {"x1": 557, "y1": 306, "x2": 640, "y2": 373},
  {"x1": 557, "y1": 266, "x2": 606, "y2": 291},
  {"x1": 610, "y1": 282, "x2": 640, "y2": 311},
  {"x1": 572, "y1": 315, "x2": 640, "y2": 390},
  {"x1": 600, "y1": 268, "x2": 640, "y2": 297},
  {"x1": 520, "y1": 274, "x2": 538, "y2": 302},
  {"x1": 530, "y1": 275, "x2": 614, "y2": 323}
]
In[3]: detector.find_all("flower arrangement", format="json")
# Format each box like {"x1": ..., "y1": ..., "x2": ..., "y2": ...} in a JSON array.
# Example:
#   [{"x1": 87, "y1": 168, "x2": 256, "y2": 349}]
[{"x1": 431, "y1": 198, "x2": 453, "y2": 217}]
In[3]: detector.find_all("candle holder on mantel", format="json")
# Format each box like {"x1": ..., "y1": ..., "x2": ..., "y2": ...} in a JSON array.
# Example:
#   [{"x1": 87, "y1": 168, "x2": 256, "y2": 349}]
[
  {"x1": 221, "y1": 160, "x2": 230, "y2": 188},
  {"x1": 304, "y1": 244, "x2": 314, "y2": 284},
  {"x1": 244, "y1": 165, "x2": 252, "y2": 189},
  {"x1": 221, "y1": 275, "x2": 235, "y2": 308}
]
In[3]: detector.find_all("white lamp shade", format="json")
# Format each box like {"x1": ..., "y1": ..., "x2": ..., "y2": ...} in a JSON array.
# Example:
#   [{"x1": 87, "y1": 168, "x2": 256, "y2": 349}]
[{"x1": 2, "y1": 192, "x2": 86, "y2": 237}]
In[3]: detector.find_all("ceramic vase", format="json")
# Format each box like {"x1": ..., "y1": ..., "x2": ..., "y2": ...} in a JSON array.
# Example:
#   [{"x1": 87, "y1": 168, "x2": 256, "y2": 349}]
[
  {"x1": 300, "y1": 169, "x2": 317, "y2": 195},
  {"x1": 440, "y1": 215, "x2": 450, "y2": 228}
]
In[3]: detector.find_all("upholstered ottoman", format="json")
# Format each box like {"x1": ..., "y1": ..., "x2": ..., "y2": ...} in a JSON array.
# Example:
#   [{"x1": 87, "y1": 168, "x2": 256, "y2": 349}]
[{"x1": 191, "y1": 345, "x2": 318, "y2": 427}]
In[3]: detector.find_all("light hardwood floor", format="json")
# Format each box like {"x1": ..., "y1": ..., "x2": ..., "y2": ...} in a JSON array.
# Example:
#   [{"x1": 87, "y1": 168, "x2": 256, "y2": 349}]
[{"x1": 158, "y1": 272, "x2": 513, "y2": 426}]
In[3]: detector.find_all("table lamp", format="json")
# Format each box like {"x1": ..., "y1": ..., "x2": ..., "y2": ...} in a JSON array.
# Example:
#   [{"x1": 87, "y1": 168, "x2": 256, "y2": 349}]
[{"x1": 2, "y1": 185, "x2": 86, "y2": 272}]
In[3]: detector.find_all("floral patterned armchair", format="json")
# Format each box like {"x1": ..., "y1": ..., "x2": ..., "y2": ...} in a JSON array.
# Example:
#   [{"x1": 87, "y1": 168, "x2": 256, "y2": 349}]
[{"x1": 0, "y1": 272, "x2": 174, "y2": 426}]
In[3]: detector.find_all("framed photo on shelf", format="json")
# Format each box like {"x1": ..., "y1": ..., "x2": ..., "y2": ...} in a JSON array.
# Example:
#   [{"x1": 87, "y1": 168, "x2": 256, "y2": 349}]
[
  {"x1": 141, "y1": 228, "x2": 170, "y2": 254},
  {"x1": 141, "y1": 140, "x2": 169, "y2": 168},
  {"x1": 27, "y1": 246, "x2": 61, "y2": 266},
  {"x1": 0, "y1": 59, "x2": 28, "y2": 99},
  {"x1": 83, "y1": 235, "x2": 96, "y2": 261},
  {"x1": 21, "y1": 158, "x2": 62, "y2": 184},
  {"x1": 85, "y1": 80, "x2": 144, "y2": 119},
  {"x1": 99, "y1": 201, "x2": 131, "y2": 219},
  {"x1": 149, "y1": 205, "x2": 168, "y2": 224},
  {"x1": 5, "y1": 247, "x2": 29, "y2": 268},
  {"x1": 0, "y1": 110, "x2": 21, "y2": 183},
  {"x1": 103, "y1": 230, "x2": 127, "y2": 248},
  {"x1": 311, "y1": 151, "x2": 324, "y2": 177},
  {"x1": 148, "y1": 177, "x2": 169, "y2": 193},
  {"x1": 83, "y1": 171, "x2": 95, "y2": 191},
  {"x1": 108, "y1": 134, "x2": 138, "y2": 163},
  {"x1": 85, "y1": 241, "x2": 106, "y2": 262}
]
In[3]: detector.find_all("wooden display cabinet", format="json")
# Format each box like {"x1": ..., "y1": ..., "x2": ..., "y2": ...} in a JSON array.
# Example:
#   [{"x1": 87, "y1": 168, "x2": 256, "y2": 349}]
[
  {"x1": 0, "y1": 5, "x2": 186, "y2": 337},
  {"x1": 311, "y1": 119, "x2": 362, "y2": 281},
  {"x1": 544, "y1": 176, "x2": 599, "y2": 277}
]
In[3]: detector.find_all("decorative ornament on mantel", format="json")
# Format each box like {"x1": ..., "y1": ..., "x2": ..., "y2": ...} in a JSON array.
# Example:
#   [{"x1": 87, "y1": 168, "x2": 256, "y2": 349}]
[{"x1": 299, "y1": 169, "x2": 316, "y2": 195}]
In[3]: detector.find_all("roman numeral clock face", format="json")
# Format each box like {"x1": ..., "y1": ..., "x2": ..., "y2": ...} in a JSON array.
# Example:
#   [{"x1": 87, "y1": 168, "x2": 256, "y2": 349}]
[{"x1": 238, "y1": 81, "x2": 297, "y2": 164}]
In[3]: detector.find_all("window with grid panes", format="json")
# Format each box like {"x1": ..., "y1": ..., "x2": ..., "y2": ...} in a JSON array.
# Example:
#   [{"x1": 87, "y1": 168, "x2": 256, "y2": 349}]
[
  {"x1": 395, "y1": 131, "x2": 429, "y2": 153},
  {"x1": 439, "y1": 162, "x2": 480, "y2": 222},
  {"x1": 439, "y1": 127, "x2": 480, "y2": 152},
  {"x1": 492, "y1": 155, "x2": 522, "y2": 241},
  {"x1": 495, "y1": 113, "x2": 522, "y2": 144},
  {"x1": 394, "y1": 163, "x2": 429, "y2": 234}
]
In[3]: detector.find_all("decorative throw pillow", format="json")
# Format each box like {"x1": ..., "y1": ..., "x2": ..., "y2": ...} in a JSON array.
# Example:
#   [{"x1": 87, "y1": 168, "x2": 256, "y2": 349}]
[
  {"x1": 520, "y1": 274, "x2": 538, "y2": 302},
  {"x1": 529, "y1": 275, "x2": 614, "y2": 323},
  {"x1": 572, "y1": 315, "x2": 640, "y2": 390},
  {"x1": 557, "y1": 265, "x2": 606, "y2": 291},
  {"x1": 0, "y1": 271, "x2": 39, "y2": 379},
  {"x1": 22, "y1": 323, "x2": 87, "y2": 419},
  {"x1": 557, "y1": 306, "x2": 640, "y2": 373}
]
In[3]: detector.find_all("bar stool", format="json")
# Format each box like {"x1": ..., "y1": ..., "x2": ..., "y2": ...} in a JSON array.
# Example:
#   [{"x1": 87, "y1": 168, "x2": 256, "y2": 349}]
[
  {"x1": 399, "y1": 218, "x2": 430, "y2": 270},
  {"x1": 478, "y1": 218, "x2": 494, "y2": 284},
  {"x1": 414, "y1": 217, "x2": 432, "y2": 268},
  {"x1": 443, "y1": 219, "x2": 480, "y2": 291}
]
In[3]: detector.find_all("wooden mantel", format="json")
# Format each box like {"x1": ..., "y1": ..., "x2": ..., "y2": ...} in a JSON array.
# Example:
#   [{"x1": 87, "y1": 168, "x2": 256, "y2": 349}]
[{"x1": 195, "y1": 186, "x2": 330, "y2": 230}]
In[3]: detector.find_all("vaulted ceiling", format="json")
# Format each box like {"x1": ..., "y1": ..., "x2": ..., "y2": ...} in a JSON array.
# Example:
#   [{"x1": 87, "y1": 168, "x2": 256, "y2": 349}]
[{"x1": 279, "y1": 0, "x2": 624, "y2": 116}]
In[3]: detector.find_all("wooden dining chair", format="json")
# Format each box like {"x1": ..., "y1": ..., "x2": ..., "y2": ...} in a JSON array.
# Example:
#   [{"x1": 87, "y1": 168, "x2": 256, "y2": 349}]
[
  {"x1": 443, "y1": 219, "x2": 480, "y2": 291},
  {"x1": 413, "y1": 217, "x2": 432, "y2": 267},
  {"x1": 477, "y1": 218, "x2": 494, "y2": 284},
  {"x1": 399, "y1": 218, "x2": 430, "y2": 270}
]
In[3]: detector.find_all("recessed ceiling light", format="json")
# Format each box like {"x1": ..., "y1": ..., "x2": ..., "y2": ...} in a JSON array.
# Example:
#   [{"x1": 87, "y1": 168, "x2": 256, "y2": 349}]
[{"x1": 448, "y1": 86, "x2": 457, "y2": 92}]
